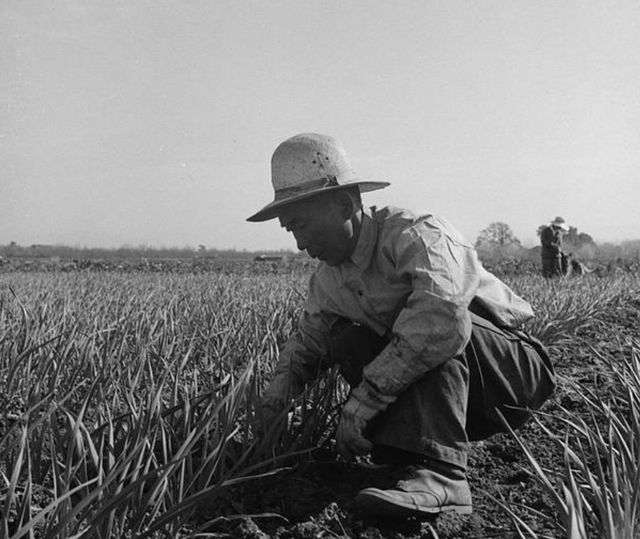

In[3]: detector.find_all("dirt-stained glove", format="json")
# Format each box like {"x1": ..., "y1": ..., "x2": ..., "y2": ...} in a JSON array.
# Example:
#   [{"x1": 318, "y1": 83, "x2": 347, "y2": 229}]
[
  {"x1": 254, "y1": 374, "x2": 292, "y2": 441},
  {"x1": 253, "y1": 401, "x2": 284, "y2": 443},
  {"x1": 262, "y1": 373, "x2": 293, "y2": 404},
  {"x1": 336, "y1": 382, "x2": 398, "y2": 460},
  {"x1": 336, "y1": 395, "x2": 377, "y2": 459}
]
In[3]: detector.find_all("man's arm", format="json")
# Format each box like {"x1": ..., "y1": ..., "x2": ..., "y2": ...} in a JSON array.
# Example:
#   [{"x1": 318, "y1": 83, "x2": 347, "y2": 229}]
[
  {"x1": 261, "y1": 324, "x2": 326, "y2": 407},
  {"x1": 354, "y1": 218, "x2": 481, "y2": 409},
  {"x1": 261, "y1": 275, "x2": 338, "y2": 409}
]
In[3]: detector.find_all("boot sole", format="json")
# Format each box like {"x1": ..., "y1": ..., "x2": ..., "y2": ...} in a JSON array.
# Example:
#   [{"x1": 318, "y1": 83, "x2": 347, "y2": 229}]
[{"x1": 356, "y1": 488, "x2": 472, "y2": 520}]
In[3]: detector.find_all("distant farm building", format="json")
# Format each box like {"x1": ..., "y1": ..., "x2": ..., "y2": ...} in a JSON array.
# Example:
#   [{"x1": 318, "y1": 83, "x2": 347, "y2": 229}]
[{"x1": 254, "y1": 254, "x2": 285, "y2": 263}]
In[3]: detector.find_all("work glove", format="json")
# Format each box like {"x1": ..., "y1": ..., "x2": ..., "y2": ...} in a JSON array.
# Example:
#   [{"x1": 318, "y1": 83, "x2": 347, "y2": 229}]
[
  {"x1": 253, "y1": 401, "x2": 286, "y2": 445},
  {"x1": 335, "y1": 394, "x2": 377, "y2": 459},
  {"x1": 336, "y1": 382, "x2": 398, "y2": 460},
  {"x1": 254, "y1": 374, "x2": 292, "y2": 442}
]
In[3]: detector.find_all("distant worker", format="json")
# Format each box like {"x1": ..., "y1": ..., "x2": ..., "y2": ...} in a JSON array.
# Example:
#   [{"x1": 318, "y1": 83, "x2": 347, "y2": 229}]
[
  {"x1": 540, "y1": 217, "x2": 568, "y2": 278},
  {"x1": 566, "y1": 253, "x2": 592, "y2": 277}
]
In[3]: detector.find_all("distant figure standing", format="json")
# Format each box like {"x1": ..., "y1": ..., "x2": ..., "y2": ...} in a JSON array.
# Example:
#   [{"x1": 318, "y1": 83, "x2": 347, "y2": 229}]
[{"x1": 540, "y1": 217, "x2": 568, "y2": 278}]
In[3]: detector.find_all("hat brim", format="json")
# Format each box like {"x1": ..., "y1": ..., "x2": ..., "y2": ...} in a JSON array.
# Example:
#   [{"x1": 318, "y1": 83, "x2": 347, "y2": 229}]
[{"x1": 246, "y1": 180, "x2": 390, "y2": 222}]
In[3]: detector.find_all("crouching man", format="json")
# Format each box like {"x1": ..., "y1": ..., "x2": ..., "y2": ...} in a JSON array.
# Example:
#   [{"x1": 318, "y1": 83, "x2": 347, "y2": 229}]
[{"x1": 247, "y1": 133, "x2": 556, "y2": 519}]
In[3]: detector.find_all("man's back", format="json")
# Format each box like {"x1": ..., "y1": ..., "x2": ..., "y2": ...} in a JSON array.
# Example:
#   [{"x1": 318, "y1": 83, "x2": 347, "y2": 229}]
[{"x1": 310, "y1": 205, "x2": 533, "y2": 338}]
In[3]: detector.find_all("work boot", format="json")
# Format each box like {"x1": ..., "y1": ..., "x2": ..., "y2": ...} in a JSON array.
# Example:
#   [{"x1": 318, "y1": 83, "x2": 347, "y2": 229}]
[{"x1": 355, "y1": 460, "x2": 472, "y2": 519}]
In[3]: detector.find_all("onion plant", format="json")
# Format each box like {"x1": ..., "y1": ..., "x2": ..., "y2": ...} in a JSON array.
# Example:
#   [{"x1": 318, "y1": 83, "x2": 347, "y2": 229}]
[
  {"x1": 0, "y1": 271, "x2": 332, "y2": 538},
  {"x1": 1, "y1": 268, "x2": 639, "y2": 538},
  {"x1": 493, "y1": 273, "x2": 640, "y2": 539}
]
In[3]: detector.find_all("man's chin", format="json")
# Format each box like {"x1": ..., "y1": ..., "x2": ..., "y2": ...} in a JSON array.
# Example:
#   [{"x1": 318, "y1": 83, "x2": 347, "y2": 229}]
[
  {"x1": 323, "y1": 256, "x2": 344, "y2": 267},
  {"x1": 311, "y1": 251, "x2": 345, "y2": 267}
]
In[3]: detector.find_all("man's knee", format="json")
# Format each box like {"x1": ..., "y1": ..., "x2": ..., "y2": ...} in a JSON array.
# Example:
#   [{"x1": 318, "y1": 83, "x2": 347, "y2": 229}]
[{"x1": 465, "y1": 315, "x2": 556, "y2": 439}]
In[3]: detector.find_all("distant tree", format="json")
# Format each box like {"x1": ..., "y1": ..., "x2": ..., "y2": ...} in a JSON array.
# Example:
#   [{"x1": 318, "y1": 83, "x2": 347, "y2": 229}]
[
  {"x1": 597, "y1": 242, "x2": 623, "y2": 261},
  {"x1": 564, "y1": 227, "x2": 595, "y2": 250},
  {"x1": 621, "y1": 240, "x2": 640, "y2": 259},
  {"x1": 475, "y1": 222, "x2": 521, "y2": 260},
  {"x1": 476, "y1": 222, "x2": 521, "y2": 248}
]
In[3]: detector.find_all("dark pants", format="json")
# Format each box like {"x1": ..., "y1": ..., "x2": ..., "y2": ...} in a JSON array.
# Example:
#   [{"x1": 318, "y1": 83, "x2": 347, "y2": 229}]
[
  {"x1": 542, "y1": 255, "x2": 563, "y2": 278},
  {"x1": 329, "y1": 313, "x2": 556, "y2": 469}
]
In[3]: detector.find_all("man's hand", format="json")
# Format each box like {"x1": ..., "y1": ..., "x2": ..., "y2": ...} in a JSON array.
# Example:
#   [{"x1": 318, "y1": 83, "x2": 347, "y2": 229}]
[
  {"x1": 255, "y1": 400, "x2": 283, "y2": 436},
  {"x1": 336, "y1": 381, "x2": 398, "y2": 460},
  {"x1": 254, "y1": 374, "x2": 292, "y2": 443},
  {"x1": 335, "y1": 395, "x2": 378, "y2": 460},
  {"x1": 252, "y1": 400, "x2": 289, "y2": 453}
]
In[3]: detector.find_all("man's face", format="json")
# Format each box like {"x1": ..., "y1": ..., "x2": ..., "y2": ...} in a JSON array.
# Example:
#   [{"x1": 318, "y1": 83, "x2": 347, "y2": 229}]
[{"x1": 278, "y1": 193, "x2": 355, "y2": 267}]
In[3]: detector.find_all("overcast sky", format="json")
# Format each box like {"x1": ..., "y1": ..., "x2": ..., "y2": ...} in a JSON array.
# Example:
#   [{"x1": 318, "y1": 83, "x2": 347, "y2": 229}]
[{"x1": 2, "y1": 0, "x2": 639, "y2": 252}]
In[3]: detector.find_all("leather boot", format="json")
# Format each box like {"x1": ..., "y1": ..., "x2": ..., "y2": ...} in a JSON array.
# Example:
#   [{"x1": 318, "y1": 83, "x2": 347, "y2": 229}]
[{"x1": 356, "y1": 460, "x2": 472, "y2": 519}]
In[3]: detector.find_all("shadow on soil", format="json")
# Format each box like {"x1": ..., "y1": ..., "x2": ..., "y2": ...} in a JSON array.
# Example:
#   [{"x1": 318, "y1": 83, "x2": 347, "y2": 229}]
[{"x1": 202, "y1": 453, "x2": 484, "y2": 538}]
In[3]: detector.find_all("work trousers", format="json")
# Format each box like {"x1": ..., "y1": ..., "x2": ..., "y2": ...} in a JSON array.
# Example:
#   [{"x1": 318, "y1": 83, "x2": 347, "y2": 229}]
[
  {"x1": 542, "y1": 255, "x2": 563, "y2": 278},
  {"x1": 329, "y1": 312, "x2": 556, "y2": 469}
]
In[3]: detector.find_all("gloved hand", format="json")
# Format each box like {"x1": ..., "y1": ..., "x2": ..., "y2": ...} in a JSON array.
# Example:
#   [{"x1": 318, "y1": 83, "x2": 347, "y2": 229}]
[
  {"x1": 254, "y1": 374, "x2": 292, "y2": 442},
  {"x1": 254, "y1": 400, "x2": 284, "y2": 440},
  {"x1": 336, "y1": 395, "x2": 378, "y2": 459},
  {"x1": 336, "y1": 382, "x2": 398, "y2": 460}
]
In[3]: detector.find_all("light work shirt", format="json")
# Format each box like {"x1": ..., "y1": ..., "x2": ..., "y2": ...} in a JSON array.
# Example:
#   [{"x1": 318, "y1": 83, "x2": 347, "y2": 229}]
[{"x1": 266, "y1": 206, "x2": 534, "y2": 404}]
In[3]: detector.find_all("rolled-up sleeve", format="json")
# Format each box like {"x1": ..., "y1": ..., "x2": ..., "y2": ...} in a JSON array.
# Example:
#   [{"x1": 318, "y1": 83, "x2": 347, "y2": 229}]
[{"x1": 360, "y1": 218, "x2": 482, "y2": 399}]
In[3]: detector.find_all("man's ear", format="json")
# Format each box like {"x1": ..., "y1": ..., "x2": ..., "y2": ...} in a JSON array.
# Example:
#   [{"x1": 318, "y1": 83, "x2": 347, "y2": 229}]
[{"x1": 335, "y1": 191, "x2": 357, "y2": 219}]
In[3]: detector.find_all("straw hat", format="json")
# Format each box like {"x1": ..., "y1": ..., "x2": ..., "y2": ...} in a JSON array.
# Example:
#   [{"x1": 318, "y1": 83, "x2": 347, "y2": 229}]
[
  {"x1": 550, "y1": 216, "x2": 569, "y2": 231},
  {"x1": 247, "y1": 133, "x2": 389, "y2": 222}
]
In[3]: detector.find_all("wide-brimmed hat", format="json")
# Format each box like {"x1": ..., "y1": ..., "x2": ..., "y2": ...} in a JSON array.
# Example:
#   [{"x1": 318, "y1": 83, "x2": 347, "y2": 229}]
[
  {"x1": 246, "y1": 133, "x2": 389, "y2": 222},
  {"x1": 550, "y1": 216, "x2": 569, "y2": 230}
]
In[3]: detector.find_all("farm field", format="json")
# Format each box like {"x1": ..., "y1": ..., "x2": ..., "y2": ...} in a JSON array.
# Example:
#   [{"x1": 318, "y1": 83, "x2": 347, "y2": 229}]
[{"x1": 1, "y1": 262, "x2": 639, "y2": 538}]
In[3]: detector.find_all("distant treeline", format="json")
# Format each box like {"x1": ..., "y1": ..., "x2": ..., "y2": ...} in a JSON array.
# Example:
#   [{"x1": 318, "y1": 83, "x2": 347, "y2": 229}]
[
  {"x1": 488, "y1": 240, "x2": 640, "y2": 264},
  {"x1": 2, "y1": 239, "x2": 639, "y2": 264},
  {"x1": 0, "y1": 243, "x2": 301, "y2": 261}
]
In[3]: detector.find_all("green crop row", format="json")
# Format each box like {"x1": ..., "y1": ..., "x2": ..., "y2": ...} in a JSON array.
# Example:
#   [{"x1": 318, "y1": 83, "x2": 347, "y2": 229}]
[{"x1": 0, "y1": 271, "x2": 639, "y2": 538}]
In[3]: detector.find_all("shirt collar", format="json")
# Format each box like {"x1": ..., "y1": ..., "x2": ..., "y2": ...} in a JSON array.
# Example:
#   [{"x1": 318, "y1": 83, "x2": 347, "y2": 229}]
[{"x1": 349, "y1": 207, "x2": 377, "y2": 270}]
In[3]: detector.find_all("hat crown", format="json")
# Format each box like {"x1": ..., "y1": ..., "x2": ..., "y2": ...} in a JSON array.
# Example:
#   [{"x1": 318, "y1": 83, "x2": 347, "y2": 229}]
[
  {"x1": 551, "y1": 216, "x2": 568, "y2": 229},
  {"x1": 246, "y1": 132, "x2": 389, "y2": 222},
  {"x1": 271, "y1": 133, "x2": 358, "y2": 198}
]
